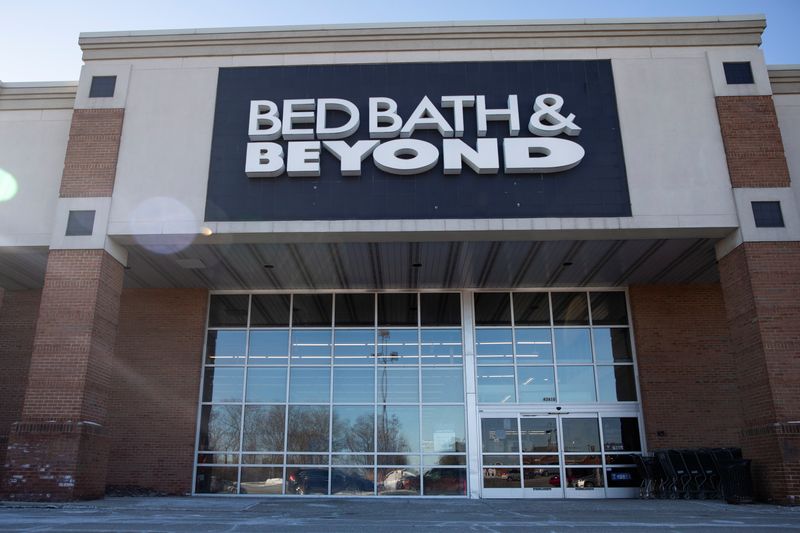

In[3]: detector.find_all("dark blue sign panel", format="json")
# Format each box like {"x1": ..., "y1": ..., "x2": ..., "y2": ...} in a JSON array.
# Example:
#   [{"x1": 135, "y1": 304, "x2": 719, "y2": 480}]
[{"x1": 205, "y1": 61, "x2": 630, "y2": 221}]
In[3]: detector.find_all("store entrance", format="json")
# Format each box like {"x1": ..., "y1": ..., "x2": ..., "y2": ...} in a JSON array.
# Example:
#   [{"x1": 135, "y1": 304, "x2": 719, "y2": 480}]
[{"x1": 479, "y1": 411, "x2": 642, "y2": 498}]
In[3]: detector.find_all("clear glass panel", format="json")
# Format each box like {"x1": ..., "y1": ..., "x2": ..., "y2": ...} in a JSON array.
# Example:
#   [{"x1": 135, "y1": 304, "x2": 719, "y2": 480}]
[
  {"x1": 331, "y1": 467, "x2": 374, "y2": 495},
  {"x1": 475, "y1": 328, "x2": 513, "y2": 364},
  {"x1": 286, "y1": 406, "x2": 330, "y2": 452},
  {"x1": 333, "y1": 329, "x2": 375, "y2": 364},
  {"x1": 522, "y1": 455, "x2": 559, "y2": 465},
  {"x1": 245, "y1": 367, "x2": 287, "y2": 403},
  {"x1": 474, "y1": 292, "x2": 511, "y2": 326},
  {"x1": 590, "y1": 292, "x2": 628, "y2": 325},
  {"x1": 287, "y1": 467, "x2": 329, "y2": 495},
  {"x1": 378, "y1": 454, "x2": 420, "y2": 466},
  {"x1": 520, "y1": 418, "x2": 558, "y2": 453},
  {"x1": 597, "y1": 366, "x2": 638, "y2": 402},
  {"x1": 524, "y1": 468, "x2": 561, "y2": 489},
  {"x1": 377, "y1": 367, "x2": 419, "y2": 403},
  {"x1": 606, "y1": 467, "x2": 641, "y2": 488},
  {"x1": 376, "y1": 329, "x2": 418, "y2": 364},
  {"x1": 421, "y1": 406, "x2": 466, "y2": 453},
  {"x1": 377, "y1": 405, "x2": 419, "y2": 453},
  {"x1": 551, "y1": 292, "x2": 589, "y2": 326},
  {"x1": 604, "y1": 454, "x2": 639, "y2": 465},
  {"x1": 562, "y1": 418, "x2": 601, "y2": 453},
  {"x1": 198, "y1": 405, "x2": 242, "y2": 452},
  {"x1": 289, "y1": 367, "x2": 331, "y2": 403},
  {"x1": 477, "y1": 366, "x2": 516, "y2": 403},
  {"x1": 240, "y1": 467, "x2": 284, "y2": 495},
  {"x1": 564, "y1": 455, "x2": 601, "y2": 465},
  {"x1": 202, "y1": 366, "x2": 244, "y2": 403},
  {"x1": 421, "y1": 367, "x2": 464, "y2": 403},
  {"x1": 290, "y1": 329, "x2": 331, "y2": 364},
  {"x1": 557, "y1": 366, "x2": 596, "y2": 402},
  {"x1": 565, "y1": 467, "x2": 604, "y2": 488},
  {"x1": 423, "y1": 467, "x2": 466, "y2": 495},
  {"x1": 425, "y1": 455, "x2": 466, "y2": 466},
  {"x1": 208, "y1": 295, "x2": 249, "y2": 327},
  {"x1": 248, "y1": 330, "x2": 289, "y2": 365},
  {"x1": 333, "y1": 367, "x2": 374, "y2": 403},
  {"x1": 378, "y1": 293, "x2": 418, "y2": 326},
  {"x1": 483, "y1": 467, "x2": 520, "y2": 488},
  {"x1": 205, "y1": 330, "x2": 246, "y2": 365},
  {"x1": 483, "y1": 454, "x2": 518, "y2": 466},
  {"x1": 335, "y1": 293, "x2": 374, "y2": 327},
  {"x1": 378, "y1": 468, "x2": 420, "y2": 495},
  {"x1": 420, "y1": 329, "x2": 463, "y2": 365},
  {"x1": 242, "y1": 405, "x2": 285, "y2": 451},
  {"x1": 602, "y1": 417, "x2": 642, "y2": 452},
  {"x1": 332, "y1": 406, "x2": 374, "y2": 453},
  {"x1": 513, "y1": 293, "x2": 551, "y2": 326},
  {"x1": 197, "y1": 452, "x2": 238, "y2": 465},
  {"x1": 242, "y1": 454, "x2": 283, "y2": 465},
  {"x1": 515, "y1": 328, "x2": 553, "y2": 363},
  {"x1": 287, "y1": 454, "x2": 328, "y2": 465},
  {"x1": 517, "y1": 366, "x2": 556, "y2": 403},
  {"x1": 332, "y1": 454, "x2": 373, "y2": 465},
  {"x1": 593, "y1": 328, "x2": 632, "y2": 363},
  {"x1": 554, "y1": 328, "x2": 592, "y2": 363},
  {"x1": 481, "y1": 418, "x2": 519, "y2": 453},
  {"x1": 292, "y1": 294, "x2": 332, "y2": 327},
  {"x1": 195, "y1": 466, "x2": 238, "y2": 494},
  {"x1": 420, "y1": 293, "x2": 461, "y2": 326},
  {"x1": 250, "y1": 294, "x2": 291, "y2": 327}
]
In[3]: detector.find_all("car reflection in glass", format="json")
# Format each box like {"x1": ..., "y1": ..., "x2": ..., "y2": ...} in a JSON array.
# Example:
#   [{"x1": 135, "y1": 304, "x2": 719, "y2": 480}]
[
  {"x1": 423, "y1": 468, "x2": 467, "y2": 495},
  {"x1": 380, "y1": 469, "x2": 420, "y2": 494},
  {"x1": 287, "y1": 468, "x2": 374, "y2": 495}
]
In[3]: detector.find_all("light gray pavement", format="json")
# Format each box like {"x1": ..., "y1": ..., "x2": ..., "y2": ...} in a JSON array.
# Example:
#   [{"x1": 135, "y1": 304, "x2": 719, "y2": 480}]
[{"x1": 1, "y1": 497, "x2": 799, "y2": 532}]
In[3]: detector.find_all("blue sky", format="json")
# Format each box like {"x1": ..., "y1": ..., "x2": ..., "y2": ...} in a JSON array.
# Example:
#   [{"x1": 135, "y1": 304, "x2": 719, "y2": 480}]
[{"x1": 1, "y1": 0, "x2": 798, "y2": 82}]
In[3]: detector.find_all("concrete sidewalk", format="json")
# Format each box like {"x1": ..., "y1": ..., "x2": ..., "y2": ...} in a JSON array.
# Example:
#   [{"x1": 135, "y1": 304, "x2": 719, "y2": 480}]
[{"x1": 1, "y1": 497, "x2": 799, "y2": 532}]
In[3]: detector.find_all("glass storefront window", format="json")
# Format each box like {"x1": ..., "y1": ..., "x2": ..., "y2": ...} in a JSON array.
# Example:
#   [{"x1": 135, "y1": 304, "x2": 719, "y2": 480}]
[
  {"x1": 557, "y1": 366, "x2": 597, "y2": 403},
  {"x1": 477, "y1": 366, "x2": 516, "y2": 403},
  {"x1": 245, "y1": 367, "x2": 287, "y2": 403},
  {"x1": 289, "y1": 367, "x2": 330, "y2": 403},
  {"x1": 517, "y1": 366, "x2": 556, "y2": 403},
  {"x1": 554, "y1": 328, "x2": 592, "y2": 363},
  {"x1": 248, "y1": 330, "x2": 289, "y2": 365}
]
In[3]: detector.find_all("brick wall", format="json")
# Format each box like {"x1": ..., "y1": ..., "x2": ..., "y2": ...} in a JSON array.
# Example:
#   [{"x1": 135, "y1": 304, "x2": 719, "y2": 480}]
[
  {"x1": 629, "y1": 284, "x2": 742, "y2": 450},
  {"x1": 715, "y1": 96, "x2": 791, "y2": 188},
  {"x1": 105, "y1": 288, "x2": 208, "y2": 495},
  {"x1": 59, "y1": 109, "x2": 124, "y2": 198}
]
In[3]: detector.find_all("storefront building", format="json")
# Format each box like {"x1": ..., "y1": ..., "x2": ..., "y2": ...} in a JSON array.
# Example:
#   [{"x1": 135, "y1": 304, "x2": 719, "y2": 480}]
[{"x1": 0, "y1": 15, "x2": 798, "y2": 503}]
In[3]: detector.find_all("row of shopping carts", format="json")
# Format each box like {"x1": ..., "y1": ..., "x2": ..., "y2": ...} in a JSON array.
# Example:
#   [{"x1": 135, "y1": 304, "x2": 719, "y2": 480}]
[{"x1": 633, "y1": 448, "x2": 753, "y2": 503}]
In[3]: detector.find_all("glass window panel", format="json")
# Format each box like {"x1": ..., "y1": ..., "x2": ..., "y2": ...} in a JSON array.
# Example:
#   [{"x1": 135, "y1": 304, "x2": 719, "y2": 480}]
[
  {"x1": 597, "y1": 366, "x2": 638, "y2": 402},
  {"x1": 483, "y1": 455, "x2": 519, "y2": 466},
  {"x1": 522, "y1": 455, "x2": 559, "y2": 466},
  {"x1": 481, "y1": 418, "x2": 519, "y2": 453},
  {"x1": 423, "y1": 467, "x2": 466, "y2": 495},
  {"x1": 604, "y1": 454, "x2": 639, "y2": 465},
  {"x1": 195, "y1": 466, "x2": 238, "y2": 494},
  {"x1": 250, "y1": 294, "x2": 290, "y2": 327},
  {"x1": 562, "y1": 418, "x2": 601, "y2": 453},
  {"x1": 290, "y1": 329, "x2": 331, "y2": 363},
  {"x1": 475, "y1": 328, "x2": 513, "y2": 364},
  {"x1": 333, "y1": 329, "x2": 375, "y2": 364},
  {"x1": 565, "y1": 467, "x2": 604, "y2": 488},
  {"x1": 197, "y1": 452, "x2": 238, "y2": 465},
  {"x1": 483, "y1": 467, "x2": 520, "y2": 488},
  {"x1": 564, "y1": 455, "x2": 601, "y2": 465},
  {"x1": 335, "y1": 293, "x2": 375, "y2": 326},
  {"x1": 287, "y1": 454, "x2": 328, "y2": 465},
  {"x1": 378, "y1": 468, "x2": 420, "y2": 495},
  {"x1": 289, "y1": 368, "x2": 331, "y2": 403},
  {"x1": 554, "y1": 328, "x2": 592, "y2": 363},
  {"x1": 515, "y1": 328, "x2": 553, "y2": 363},
  {"x1": 420, "y1": 293, "x2": 461, "y2": 326},
  {"x1": 333, "y1": 367, "x2": 374, "y2": 403},
  {"x1": 205, "y1": 330, "x2": 246, "y2": 365},
  {"x1": 332, "y1": 406, "x2": 375, "y2": 453},
  {"x1": 377, "y1": 405, "x2": 419, "y2": 453},
  {"x1": 551, "y1": 292, "x2": 589, "y2": 325},
  {"x1": 524, "y1": 468, "x2": 561, "y2": 489},
  {"x1": 474, "y1": 292, "x2": 511, "y2": 326},
  {"x1": 557, "y1": 366, "x2": 597, "y2": 403},
  {"x1": 378, "y1": 293, "x2": 418, "y2": 326},
  {"x1": 520, "y1": 418, "x2": 558, "y2": 453},
  {"x1": 242, "y1": 405, "x2": 286, "y2": 452},
  {"x1": 606, "y1": 466, "x2": 641, "y2": 488},
  {"x1": 517, "y1": 366, "x2": 556, "y2": 403},
  {"x1": 287, "y1": 406, "x2": 330, "y2": 452},
  {"x1": 420, "y1": 329, "x2": 463, "y2": 365},
  {"x1": 421, "y1": 406, "x2": 466, "y2": 453},
  {"x1": 198, "y1": 405, "x2": 242, "y2": 452},
  {"x1": 208, "y1": 295, "x2": 249, "y2": 327},
  {"x1": 425, "y1": 455, "x2": 466, "y2": 466},
  {"x1": 202, "y1": 366, "x2": 244, "y2": 403},
  {"x1": 240, "y1": 467, "x2": 284, "y2": 495},
  {"x1": 602, "y1": 417, "x2": 642, "y2": 452},
  {"x1": 287, "y1": 467, "x2": 329, "y2": 495},
  {"x1": 332, "y1": 454, "x2": 374, "y2": 465},
  {"x1": 378, "y1": 454, "x2": 420, "y2": 466},
  {"x1": 376, "y1": 329, "x2": 418, "y2": 364},
  {"x1": 513, "y1": 293, "x2": 551, "y2": 326},
  {"x1": 477, "y1": 366, "x2": 516, "y2": 404},
  {"x1": 245, "y1": 367, "x2": 287, "y2": 403},
  {"x1": 421, "y1": 367, "x2": 464, "y2": 403},
  {"x1": 377, "y1": 367, "x2": 419, "y2": 403},
  {"x1": 590, "y1": 292, "x2": 628, "y2": 325},
  {"x1": 292, "y1": 294, "x2": 332, "y2": 327},
  {"x1": 242, "y1": 454, "x2": 283, "y2": 465},
  {"x1": 593, "y1": 328, "x2": 632, "y2": 363},
  {"x1": 331, "y1": 467, "x2": 375, "y2": 495},
  {"x1": 248, "y1": 330, "x2": 289, "y2": 365}
]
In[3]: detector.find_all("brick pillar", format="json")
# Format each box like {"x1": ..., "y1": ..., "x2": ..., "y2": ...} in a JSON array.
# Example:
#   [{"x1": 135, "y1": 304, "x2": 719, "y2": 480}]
[{"x1": 1, "y1": 250, "x2": 124, "y2": 500}]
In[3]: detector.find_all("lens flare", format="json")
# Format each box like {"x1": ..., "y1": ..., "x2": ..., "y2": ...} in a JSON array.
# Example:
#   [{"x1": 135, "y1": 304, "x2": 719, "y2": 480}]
[
  {"x1": 0, "y1": 168, "x2": 19, "y2": 202},
  {"x1": 130, "y1": 196, "x2": 198, "y2": 255}
]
